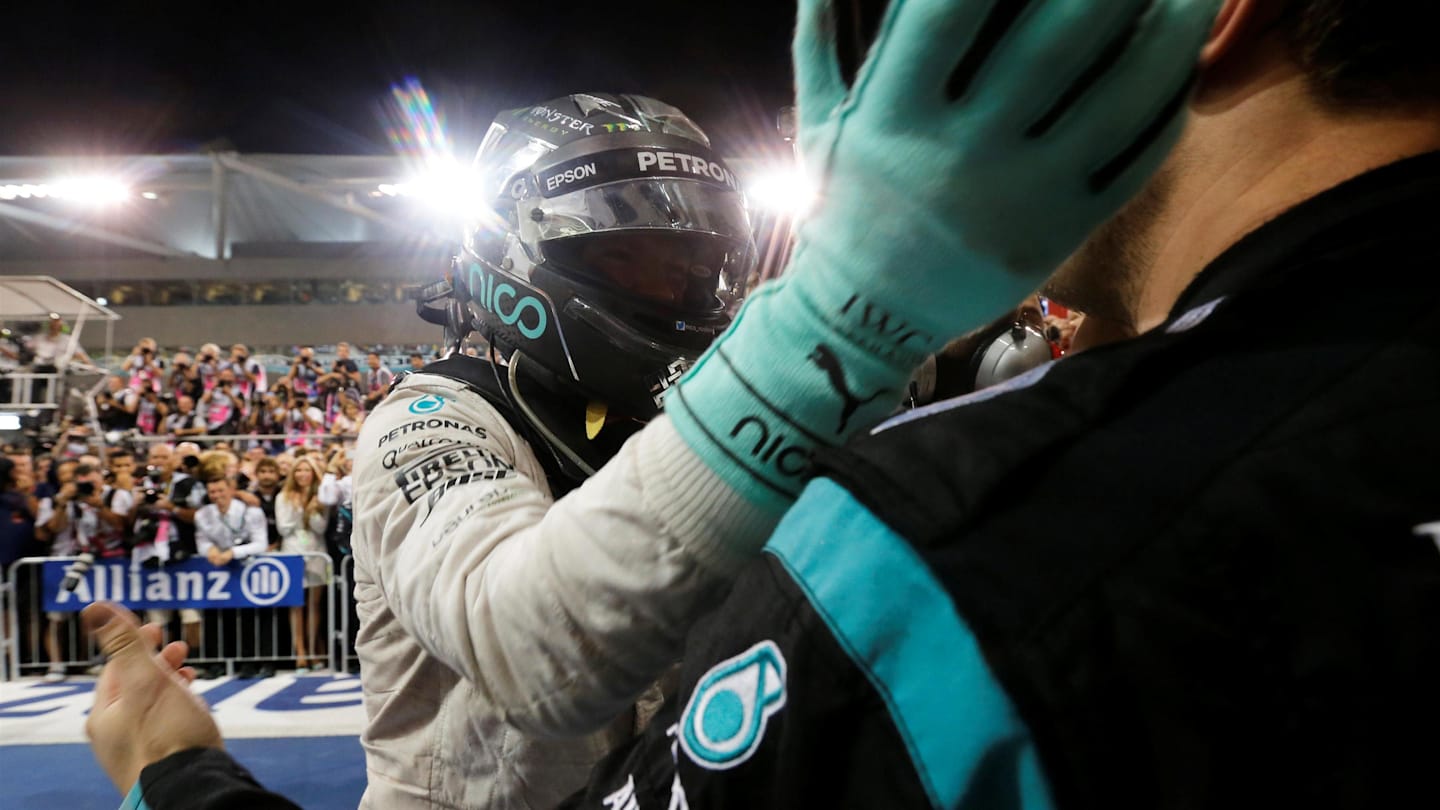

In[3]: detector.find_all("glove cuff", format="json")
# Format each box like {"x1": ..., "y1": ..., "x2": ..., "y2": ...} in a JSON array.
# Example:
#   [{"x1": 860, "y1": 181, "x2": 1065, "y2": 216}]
[{"x1": 668, "y1": 266, "x2": 931, "y2": 513}]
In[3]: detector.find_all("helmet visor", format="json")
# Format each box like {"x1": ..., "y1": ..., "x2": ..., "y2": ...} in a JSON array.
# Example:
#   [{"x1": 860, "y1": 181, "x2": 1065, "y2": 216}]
[
  {"x1": 542, "y1": 230, "x2": 749, "y2": 312},
  {"x1": 532, "y1": 177, "x2": 750, "y2": 241}
]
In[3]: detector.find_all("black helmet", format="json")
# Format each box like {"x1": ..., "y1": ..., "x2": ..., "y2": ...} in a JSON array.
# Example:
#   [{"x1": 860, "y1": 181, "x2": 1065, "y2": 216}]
[{"x1": 454, "y1": 92, "x2": 756, "y2": 420}]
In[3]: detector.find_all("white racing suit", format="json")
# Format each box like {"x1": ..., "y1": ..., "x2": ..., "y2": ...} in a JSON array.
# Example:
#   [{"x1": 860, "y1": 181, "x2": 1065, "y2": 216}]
[{"x1": 351, "y1": 365, "x2": 770, "y2": 808}]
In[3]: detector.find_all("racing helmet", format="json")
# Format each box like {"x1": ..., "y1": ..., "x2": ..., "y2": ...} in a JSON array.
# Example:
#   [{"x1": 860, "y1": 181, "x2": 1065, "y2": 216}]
[
  {"x1": 972, "y1": 324, "x2": 1054, "y2": 391},
  {"x1": 455, "y1": 93, "x2": 756, "y2": 419}
]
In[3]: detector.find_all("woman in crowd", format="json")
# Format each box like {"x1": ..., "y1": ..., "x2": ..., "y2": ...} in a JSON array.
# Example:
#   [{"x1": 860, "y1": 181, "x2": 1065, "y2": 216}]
[{"x1": 274, "y1": 455, "x2": 331, "y2": 671}]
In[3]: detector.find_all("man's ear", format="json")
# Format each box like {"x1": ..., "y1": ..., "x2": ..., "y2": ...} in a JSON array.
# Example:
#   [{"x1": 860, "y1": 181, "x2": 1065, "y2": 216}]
[
  {"x1": 1194, "y1": 0, "x2": 1293, "y2": 105},
  {"x1": 1200, "y1": 0, "x2": 1250, "y2": 68}
]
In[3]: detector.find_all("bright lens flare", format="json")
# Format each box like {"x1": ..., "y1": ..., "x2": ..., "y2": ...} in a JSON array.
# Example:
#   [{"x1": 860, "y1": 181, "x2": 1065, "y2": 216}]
[
  {"x1": 379, "y1": 77, "x2": 501, "y2": 229},
  {"x1": 746, "y1": 167, "x2": 818, "y2": 217},
  {"x1": 385, "y1": 77, "x2": 450, "y2": 160},
  {"x1": 0, "y1": 177, "x2": 132, "y2": 204},
  {"x1": 397, "y1": 162, "x2": 487, "y2": 215}
]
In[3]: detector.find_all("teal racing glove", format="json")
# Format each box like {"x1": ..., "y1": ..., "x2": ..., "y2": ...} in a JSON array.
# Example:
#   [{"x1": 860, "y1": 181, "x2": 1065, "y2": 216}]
[{"x1": 669, "y1": 0, "x2": 1219, "y2": 514}]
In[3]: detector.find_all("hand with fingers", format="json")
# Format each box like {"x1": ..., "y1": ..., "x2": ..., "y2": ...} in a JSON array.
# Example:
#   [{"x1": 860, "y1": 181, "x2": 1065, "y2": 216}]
[
  {"x1": 667, "y1": 0, "x2": 1219, "y2": 513},
  {"x1": 790, "y1": 0, "x2": 1219, "y2": 342},
  {"x1": 83, "y1": 601, "x2": 223, "y2": 796}
]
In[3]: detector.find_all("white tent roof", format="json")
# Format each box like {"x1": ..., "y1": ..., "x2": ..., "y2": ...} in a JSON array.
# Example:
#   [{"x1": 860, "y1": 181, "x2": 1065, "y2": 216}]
[{"x1": 0, "y1": 275, "x2": 121, "y2": 322}]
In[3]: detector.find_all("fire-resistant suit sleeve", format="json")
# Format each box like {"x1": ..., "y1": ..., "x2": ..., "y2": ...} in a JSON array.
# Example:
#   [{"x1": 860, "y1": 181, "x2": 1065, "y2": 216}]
[{"x1": 352, "y1": 372, "x2": 775, "y2": 737}]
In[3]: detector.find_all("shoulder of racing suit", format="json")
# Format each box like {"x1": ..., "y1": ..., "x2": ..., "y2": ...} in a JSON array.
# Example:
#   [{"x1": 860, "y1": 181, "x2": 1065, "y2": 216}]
[{"x1": 399, "y1": 354, "x2": 639, "y2": 498}]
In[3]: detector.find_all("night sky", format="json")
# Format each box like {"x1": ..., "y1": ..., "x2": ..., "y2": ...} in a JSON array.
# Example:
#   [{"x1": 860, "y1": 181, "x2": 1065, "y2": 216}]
[{"x1": 3, "y1": 1, "x2": 797, "y2": 160}]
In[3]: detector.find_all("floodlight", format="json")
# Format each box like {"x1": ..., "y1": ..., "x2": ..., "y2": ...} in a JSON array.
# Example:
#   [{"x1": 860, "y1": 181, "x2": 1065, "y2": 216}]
[
  {"x1": 50, "y1": 176, "x2": 131, "y2": 204},
  {"x1": 0, "y1": 177, "x2": 132, "y2": 204},
  {"x1": 745, "y1": 166, "x2": 818, "y2": 217}
]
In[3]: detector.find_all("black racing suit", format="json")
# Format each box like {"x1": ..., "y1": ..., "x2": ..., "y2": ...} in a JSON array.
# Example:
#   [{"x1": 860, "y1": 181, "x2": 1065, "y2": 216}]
[{"x1": 562, "y1": 152, "x2": 1440, "y2": 808}]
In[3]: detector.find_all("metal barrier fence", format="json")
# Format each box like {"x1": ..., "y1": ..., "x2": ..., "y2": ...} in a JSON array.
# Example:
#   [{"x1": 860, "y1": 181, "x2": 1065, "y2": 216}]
[
  {"x1": 122, "y1": 432, "x2": 359, "y2": 445},
  {"x1": 3, "y1": 552, "x2": 348, "y2": 681},
  {"x1": 335, "y1": 554, "x2": 357, "y2": 674},
  {"x1": 0, "y1": 577, "x2": 13, "y2": 681},
  {"x1": 0, "y1": 371, "x2": 64, "y2": 409}
]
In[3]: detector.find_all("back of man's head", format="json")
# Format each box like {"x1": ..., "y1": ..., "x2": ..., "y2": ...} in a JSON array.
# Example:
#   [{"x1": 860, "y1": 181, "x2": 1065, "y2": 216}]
[{"x1": 1278, "y1": 2, "x2": 1440, "y2": 112}]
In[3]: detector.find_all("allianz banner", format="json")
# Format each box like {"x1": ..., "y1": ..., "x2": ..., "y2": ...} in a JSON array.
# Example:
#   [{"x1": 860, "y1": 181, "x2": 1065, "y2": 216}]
[{"x1": 42, "y1": 556, "x2": 307, "y2": 612}]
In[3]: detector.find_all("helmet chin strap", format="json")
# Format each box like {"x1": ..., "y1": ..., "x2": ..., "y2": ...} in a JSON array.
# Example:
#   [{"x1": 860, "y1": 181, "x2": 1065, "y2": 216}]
[
  {"x1": 505, "y1": 351, "x2": 598, "y2": 478},
  {"x1": 443, "y1": 297, "x2": 472, "y2": 357}
]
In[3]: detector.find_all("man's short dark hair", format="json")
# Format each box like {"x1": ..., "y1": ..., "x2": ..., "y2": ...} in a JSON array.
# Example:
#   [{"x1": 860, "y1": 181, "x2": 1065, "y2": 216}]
[
  {"x1": 1280, "y1": 1, "x2": 1440, "y2": 110},
  {"x1": 108, "y1": 449, "x2": 133, "y2": 463},
  {"x1": 75, "y1": 463, "x2": 96, "y2": 478},
  {"x1": 410, "y1": 353, "x2": 424, "y2": 361},
  {"x1": 255, "y1": 457, "x2": 280, "y2": 475}
]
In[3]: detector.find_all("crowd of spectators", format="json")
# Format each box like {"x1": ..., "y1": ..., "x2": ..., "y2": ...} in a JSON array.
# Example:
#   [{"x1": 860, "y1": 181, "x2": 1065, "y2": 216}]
[
  {"x1": 1, "y1": 433, "x2": 356, "y2": 681},
  {"x1": 93, "y1": 338, "x2": 427, "y2": 447},
  {"x1": 0, "y1": 328, "x2": 487, "y2": 682}
]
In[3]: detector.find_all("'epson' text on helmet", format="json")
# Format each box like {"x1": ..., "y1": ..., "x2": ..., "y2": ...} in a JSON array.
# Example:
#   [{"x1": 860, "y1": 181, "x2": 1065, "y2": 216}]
[{"x1": 545, "y1": 163, "x2": 598, "y2": 194}]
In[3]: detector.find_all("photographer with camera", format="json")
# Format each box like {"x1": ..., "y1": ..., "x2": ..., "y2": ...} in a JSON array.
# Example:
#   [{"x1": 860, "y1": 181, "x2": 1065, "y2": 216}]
[
  {"x1": 199, "y1": 369, "x2": 245, "y2": 436},
  {"x1": 35, "y1": 460, "x2": 131, "y2": 680},
  {"x1": 95, "y1": 376, "x2": 139, "y2": 433},
  {"x1": 247, "y1": 391, "x2": 288, "y2": 454},
  {"x1": 282, "y1": 391, "x2": 323, "y2": 449},
  {"x1": 194, "y1": 344, "x2": 223, "y2": 395},
  {"x1": 166, "y1": 352, "x2": 202, "y2": 401},
  {"x1": 281, "y1": 346, "x2": 323, "y2": 399},
  {"x1": 314, "y1": 344, "x2": 361, "y2": 430},
  {"x1": 35, "y1": 458, "x2": 81, "y2": 681},
  {"x1": 141, "y1": 443, "x2": 206, "y2": 649},
  {"x1": 122, "y1": 339, "x2": 163, "y2": 394},
  {"x1": 130, "y1": 475, "x2": 175, "y2": 570},
  {"x1": 135, "y1": 386, "x2": 170, "y2": 436},
  {"x1": 222, "y1": 343, "x2": 265, "y2": 401},
  {"x1": 328, "y1": 342, "x2": 362, "y2": 387}
]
